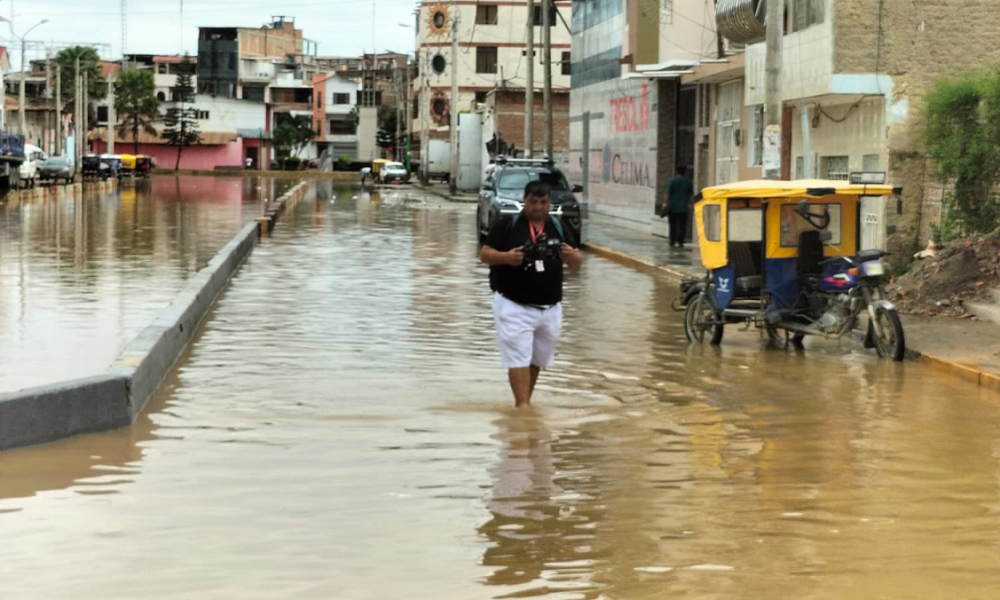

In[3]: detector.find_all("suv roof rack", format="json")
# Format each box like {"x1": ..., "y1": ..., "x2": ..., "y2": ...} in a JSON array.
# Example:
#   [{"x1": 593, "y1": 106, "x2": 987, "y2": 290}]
[{"x1": 495, "y1": 155, "x2": 555, "y2": 167}]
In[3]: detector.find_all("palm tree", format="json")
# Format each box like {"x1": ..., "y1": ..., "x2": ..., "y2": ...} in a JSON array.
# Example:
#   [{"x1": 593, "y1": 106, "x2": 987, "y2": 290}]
[{"x1": 115, "y1": 70, "x2": 160, "y2": 155}]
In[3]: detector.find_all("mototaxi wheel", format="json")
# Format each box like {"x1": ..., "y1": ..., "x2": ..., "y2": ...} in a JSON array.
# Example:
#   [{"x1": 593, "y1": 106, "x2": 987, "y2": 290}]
[
  {"x1": 684, "y1": 293, "x2": 724, "y2": 345},
  {"x1": 871, "y1": 307, "x2": 905, "y2": 361}
]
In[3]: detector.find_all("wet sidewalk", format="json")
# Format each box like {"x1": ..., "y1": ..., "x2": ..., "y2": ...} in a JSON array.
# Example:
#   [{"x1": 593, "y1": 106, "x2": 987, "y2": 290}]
[{"x1": 583, "y1": 213, "x2": 1000, "y2": 392}]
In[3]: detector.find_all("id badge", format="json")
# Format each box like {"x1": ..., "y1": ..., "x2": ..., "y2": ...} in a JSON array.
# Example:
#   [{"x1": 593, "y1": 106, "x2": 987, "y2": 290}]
[{"x1": 535, "y1": 260, "x2": 545, "y2": 272}]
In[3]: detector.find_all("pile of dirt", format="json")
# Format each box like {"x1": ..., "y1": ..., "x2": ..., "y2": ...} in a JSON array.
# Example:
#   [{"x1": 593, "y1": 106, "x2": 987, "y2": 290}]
[{"x1": 889, "y1": 235, "x2": 1000, "y2": 317}]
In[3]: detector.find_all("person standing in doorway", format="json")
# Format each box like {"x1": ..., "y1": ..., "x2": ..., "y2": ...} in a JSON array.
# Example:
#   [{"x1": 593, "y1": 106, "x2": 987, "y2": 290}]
[
  {"x1": 480, "y1": 181, "x2": 583, "y2": 408},
  {"x1": 661, "y1": 166, "x2": 694, "y2": 248},
  {"x1": 245, "y1": 156, "x2": 254, "y2": 170}
]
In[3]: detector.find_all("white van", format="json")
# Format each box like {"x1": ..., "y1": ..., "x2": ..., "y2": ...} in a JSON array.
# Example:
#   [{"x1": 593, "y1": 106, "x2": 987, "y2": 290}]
[{"x1": 18, "y1": 144, "x2": 48, "y2": 189}]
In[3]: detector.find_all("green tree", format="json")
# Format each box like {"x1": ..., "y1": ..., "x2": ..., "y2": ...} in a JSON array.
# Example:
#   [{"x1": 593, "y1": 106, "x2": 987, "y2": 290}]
[
  {"x1": 55, "y1": 46, "x2": 107, "y2": 110},
  {"x1": 115, "y1": 69, "x2": 160, "y2": 155},
  {"x1": 924, "y1": 70, "x2": 1000, "y2": 234},
  {"x1": 160, "y1": 56, "x2": 202, "y2": 171},
  {"x1": 377, "y1": 104, "x2": 397, "y2": 134},
  {"x1": 272, "y1": 115, "x2": 315, "y2": 169}
]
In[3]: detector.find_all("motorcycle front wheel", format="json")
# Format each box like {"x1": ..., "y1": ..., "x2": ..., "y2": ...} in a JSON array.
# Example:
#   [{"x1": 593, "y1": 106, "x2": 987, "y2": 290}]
[
  {"x1": 685, "y1": 293, "x2": 724, "y2": 345},
  {"x1": 871, "y1": 307, "x2": 906, "y2": 361}
]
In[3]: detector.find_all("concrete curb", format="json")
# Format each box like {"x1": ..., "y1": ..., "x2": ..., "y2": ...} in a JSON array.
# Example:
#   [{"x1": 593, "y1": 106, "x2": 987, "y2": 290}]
[
  {"x1": 152, "y1": 169, "x2": 359, "y2": 181},
  {"x1": 10, "y1": 179, "x2": 118, "y2": 204},
  {"x1": 0, "y1": 181, "x2": 310, "y2": 452},
  {"x1": 583, "y1": 242, "x2": 699, "y2": 280},
  {"x1": 414, "y1": 183, "x2": 478, "y2": 204}
]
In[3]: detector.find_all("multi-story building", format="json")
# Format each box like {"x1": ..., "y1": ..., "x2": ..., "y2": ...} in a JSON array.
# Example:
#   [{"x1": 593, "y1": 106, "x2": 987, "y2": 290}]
[
  {"x1": 684, "y1": 0, "x2": 1000, "y2": 252},
  {"x1": 568, "y1": 0, "x2": 717, "y2": 229},
  {"x1": 122, "y1": 54, "x2": 199, "y2": 102},
  {"x1": 410, "y1": 0, "x2": 573, "y2": 162},
  {"x1": 312, "y1": 72, "x2": 362, "y2": 160},
  {"x1": 195, "y1": 16, "x2": 321, "y2": 165}
]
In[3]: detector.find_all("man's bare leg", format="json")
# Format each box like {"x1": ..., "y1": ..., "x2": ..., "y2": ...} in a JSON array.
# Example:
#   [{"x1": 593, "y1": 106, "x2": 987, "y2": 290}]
[
  {"x1": 508, "y1": 367, "x2": 533, "y2": 408},
  {"x1": 528, "y1": 365, "x2": 541, "y2": 400}
]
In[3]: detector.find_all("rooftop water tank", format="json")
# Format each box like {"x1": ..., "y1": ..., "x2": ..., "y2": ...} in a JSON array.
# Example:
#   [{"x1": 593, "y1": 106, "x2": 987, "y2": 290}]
[{"x1": 716, "y1": 0, "x2": 766, "y2": 45}]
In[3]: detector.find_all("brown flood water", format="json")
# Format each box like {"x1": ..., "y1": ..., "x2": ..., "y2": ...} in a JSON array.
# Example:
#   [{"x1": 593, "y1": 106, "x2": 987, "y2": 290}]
[
  {"x1": 0, "y1": 182, "x2": 997, "y2": 599},
  {"x1": 0, "y1": 176, "x2": 292, "y2": 392}
]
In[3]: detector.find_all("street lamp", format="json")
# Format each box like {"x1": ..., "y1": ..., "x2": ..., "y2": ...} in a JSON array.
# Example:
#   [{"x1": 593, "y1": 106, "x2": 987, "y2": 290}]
[{"x1": 2, "y1": 18, "x2": 50, "y2": 136}]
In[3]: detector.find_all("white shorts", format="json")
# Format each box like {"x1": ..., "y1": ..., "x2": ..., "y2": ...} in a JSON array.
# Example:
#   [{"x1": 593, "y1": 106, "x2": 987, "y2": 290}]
[{"x1": 493, "y1": 293, "x2": 563, "y2": 369}]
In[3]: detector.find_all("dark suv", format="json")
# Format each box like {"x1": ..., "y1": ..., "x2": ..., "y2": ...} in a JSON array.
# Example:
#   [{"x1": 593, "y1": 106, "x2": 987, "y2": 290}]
[{"x1": 476, "y1": 158, "x2": 583, "y2": 243}]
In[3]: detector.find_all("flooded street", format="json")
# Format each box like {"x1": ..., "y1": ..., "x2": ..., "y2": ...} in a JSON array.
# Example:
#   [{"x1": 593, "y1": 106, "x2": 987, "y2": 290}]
[
  {"x1": 0, "y1": 176, "x2": 292, "y2": 391},
  {"x1": 1, "y1": 182, "x2": 998, "y2": 598}
]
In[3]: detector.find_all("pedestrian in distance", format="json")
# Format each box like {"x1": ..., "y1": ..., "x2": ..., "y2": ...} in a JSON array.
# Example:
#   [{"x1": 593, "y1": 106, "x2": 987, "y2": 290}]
[
  {"x1": 660, "y1": 165, "x2": 694, "y2": 248},
  {"x1": 244, "y1": 156, "x2": 253, "y2": 170},
  {"x1": 360, "y1": 166, "x2": 371, "y2": 187},
  {"x1": 479, "y1": 181, "x2": 583, "y2": 408}
]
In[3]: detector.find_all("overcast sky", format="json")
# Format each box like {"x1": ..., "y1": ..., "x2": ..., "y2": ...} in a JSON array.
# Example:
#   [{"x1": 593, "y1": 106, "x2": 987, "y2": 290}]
[{"x1": 5, "y1": 0, "x2": 418, "y2": 68}]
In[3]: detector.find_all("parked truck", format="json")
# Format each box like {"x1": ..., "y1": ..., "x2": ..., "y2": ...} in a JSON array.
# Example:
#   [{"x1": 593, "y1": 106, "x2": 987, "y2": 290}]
[
  {"x1": 0, "y1": 132, "x2": 26, "y2": 189},
  {"x1": 426, "y1": 140, "x2": 450, "y2": 183}
]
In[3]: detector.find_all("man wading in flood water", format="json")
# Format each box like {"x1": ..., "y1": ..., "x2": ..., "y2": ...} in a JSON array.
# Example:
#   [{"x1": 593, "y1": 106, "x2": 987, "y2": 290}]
[{"x1": 480, "y1": 181, "x2": 583, "y2": 407}]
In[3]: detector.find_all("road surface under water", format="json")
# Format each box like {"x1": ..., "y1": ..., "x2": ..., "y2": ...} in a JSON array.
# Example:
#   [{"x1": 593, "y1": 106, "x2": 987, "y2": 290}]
[
  {"x1": 0, "y1": 183, "x2": 996, "y2": 599},
  {"x1": 0, "y1": 176, "x2": 293, "y2": 391}
]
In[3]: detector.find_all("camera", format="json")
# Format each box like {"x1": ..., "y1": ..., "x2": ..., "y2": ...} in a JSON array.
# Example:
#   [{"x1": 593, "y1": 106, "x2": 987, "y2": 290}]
[{"x1": 522, "y1": 233, "x2": 562, "y2": 270}]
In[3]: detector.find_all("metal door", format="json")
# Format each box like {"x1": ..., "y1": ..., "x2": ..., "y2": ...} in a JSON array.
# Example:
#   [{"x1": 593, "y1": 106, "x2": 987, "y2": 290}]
[{"x1": 716, "y1": 80, "x2": 741, "y2": 185}]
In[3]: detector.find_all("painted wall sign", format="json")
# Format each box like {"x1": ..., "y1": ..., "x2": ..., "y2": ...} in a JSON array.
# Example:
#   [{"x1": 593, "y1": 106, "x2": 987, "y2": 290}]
[{"x1": 609, "y1": 83, "x2": 651, "y2": 133}]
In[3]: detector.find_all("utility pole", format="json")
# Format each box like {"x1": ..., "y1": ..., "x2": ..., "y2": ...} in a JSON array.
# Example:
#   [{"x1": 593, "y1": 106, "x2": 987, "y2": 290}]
[
  {"x1": 54, "y1": 63, "x2": 62, "y2": 156},
  {"x1": 420, "y1": 48, "x2": 429, "y2": 184},
  {"x1": 394, "y1": 60, "x2": 402, "y2": 162},
  {"x1": 74, "y1": 56, "x2": 80, "y2": 169},
  {"x1": 448, "y1": 4, "x2": 459, "y2": 195},
  {"x1": 404, "y1": 55, "x2": 411, "y2": 173},
  {"x1": 541, "y1": 0, "x2": 552, "y2": 159},
  {"x1": 18, "y1": 38, "x2": 26, "y2": 134},
  {"x1": 763, "y1": 0, "x2": 783, "y2": 180},
  {"x1": 107, "y1": 77, "x2": 116, "y2": 154},
  {"x1": 524, "y1": 0, "x2": 534, "y2": 158},
  {"x1": 82, "y1": 69, "x2": 89, "y2": 163}
]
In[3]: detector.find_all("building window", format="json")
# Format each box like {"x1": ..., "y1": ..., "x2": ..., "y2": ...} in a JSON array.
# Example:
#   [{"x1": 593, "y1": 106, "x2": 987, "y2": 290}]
[
  {"x1": 862, "y1": 154, "x2": 880, "y2": 171},
  {"x1": 244, "y1": 86, "x2": 265, "y2": 102},
  {"x1": 157, "y1": 63, "x2": 168, "y2": 74},
  {"x1": 823, "y1": 156, "x2": 850, "y2": 180},
  {"x1": 475, "y1": 91, "x2": 488, "y2": 103},
  {"x1": 533, "y1": 5, "x2": 557, "y2": 26},
  {"x1": 157, "y1": 91, "x2": 166, "y2": 102},
  {"x1": 795, "y1": 156, "x2": 804, "y2": 179},
  {"x1": 197, "y1": 110, "x2": 210, "y2": 120},
  {"x1": 317, "y1": 94, "x2": 322, "y2": 109},
  {"x1": 561, "y1": 51, "x2": 571, "y2": 76},
  {"x1": 476, "y1": 5, "x2": 498, "y2": 25},
  {"x1": 333, "y1": 93, "x2": 351, "y2": 105},
  {"x1": 97, "y1": 106, "x2": 109, "y2": 123},
  {"x1": 431, "y1": 54, "x2": 447, "y2": 75},
  {"x1": 747, "y1": 105, "x2": 764, "y2": 167},
  {"x1": 476, "y1": 47, "x2": 498, "y2": 74},
  {"x1": 791, "y1": 0, "x2": 824, "y2": 32},
  {"x1": 329, "y1": 120, "x2": 356, "y2": 135}
]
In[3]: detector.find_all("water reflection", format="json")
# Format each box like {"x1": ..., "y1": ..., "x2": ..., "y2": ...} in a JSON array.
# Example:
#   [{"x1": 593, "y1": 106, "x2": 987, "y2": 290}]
[
  {"x1": 480, "y1": 412, "x2": 607, "y2": 596},
  {"x1": 0, "y1": 175, "x2": 291, "y2": 391}
]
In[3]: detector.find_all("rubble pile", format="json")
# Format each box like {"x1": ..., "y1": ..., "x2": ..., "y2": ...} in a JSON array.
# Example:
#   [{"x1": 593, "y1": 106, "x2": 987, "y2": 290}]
[{"x1": 889, "y1": 235, "x2": 1000, "y2": 317}]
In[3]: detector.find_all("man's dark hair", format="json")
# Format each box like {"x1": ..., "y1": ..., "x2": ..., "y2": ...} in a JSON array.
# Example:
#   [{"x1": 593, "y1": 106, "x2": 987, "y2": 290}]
[
  {"x1": 523, "y1": 180, "x2": 551, "y2": 199},
  {"x1": 676, "y1": 165, "x2": 687, "y2": 176}
]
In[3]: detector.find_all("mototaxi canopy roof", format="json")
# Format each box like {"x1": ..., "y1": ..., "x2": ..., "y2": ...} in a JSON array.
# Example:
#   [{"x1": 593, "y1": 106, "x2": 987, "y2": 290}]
[
  {"x1": 697, "y1": 179, "x2": 900, "y2": 202},
  {"x1": 694, "y1": 179, "x2": 901, "y2": 271}
]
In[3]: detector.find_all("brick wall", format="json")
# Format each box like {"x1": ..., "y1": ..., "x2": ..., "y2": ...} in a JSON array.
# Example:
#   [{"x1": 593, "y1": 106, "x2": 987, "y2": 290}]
[
  {"x1": 493, "y1": 90, "x2": 570, "y2": 154},
  {"x1": 833, "y1": 0, "x2": 1000, "y2": 249}
]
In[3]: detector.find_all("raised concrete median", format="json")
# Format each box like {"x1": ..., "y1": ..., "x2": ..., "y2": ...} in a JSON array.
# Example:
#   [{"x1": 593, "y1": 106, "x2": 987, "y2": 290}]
[{"x1": 0, "y1": 181, "x2": 309, "y2": 452}]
